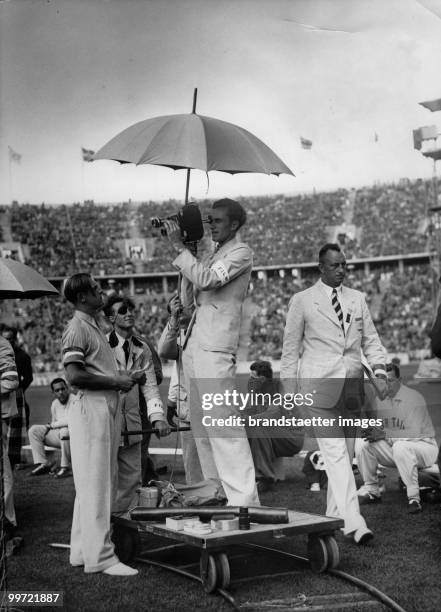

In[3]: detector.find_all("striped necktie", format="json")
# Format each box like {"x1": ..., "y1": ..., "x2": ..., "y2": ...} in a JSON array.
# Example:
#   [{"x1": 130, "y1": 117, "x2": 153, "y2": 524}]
[{"x1": 331, "y1": 288, "x2": 345, "y2": 334}]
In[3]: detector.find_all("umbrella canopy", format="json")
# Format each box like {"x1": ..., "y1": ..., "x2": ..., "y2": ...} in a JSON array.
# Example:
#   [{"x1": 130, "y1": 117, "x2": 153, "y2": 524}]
[
  {"x1": 94, "y1": 113, "x2": 293, "y2": 176},
  {"x1": 0, "y1": 258, "x2": 59, "y2": 299}
]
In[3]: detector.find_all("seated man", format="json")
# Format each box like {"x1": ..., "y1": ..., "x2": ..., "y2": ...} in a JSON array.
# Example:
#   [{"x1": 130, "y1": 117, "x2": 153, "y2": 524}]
[
  {"x1": 356, "y1": 362, "x2": 438, "y2": 513},
  {"x1": 245, "y1": 360, "x2": 304, "y2": 493},
  {"x1": 29, "y1": 378, "x2": 72, "y2": 478}
]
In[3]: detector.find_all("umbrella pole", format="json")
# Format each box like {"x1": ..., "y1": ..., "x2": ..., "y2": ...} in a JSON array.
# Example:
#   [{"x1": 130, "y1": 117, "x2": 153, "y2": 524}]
[
  {"x1": 184, "y1": 88, "x2": 198, "y2": 206},
  {"x1": 184, "y1": 170, "x2": 191, "y2": 205}
]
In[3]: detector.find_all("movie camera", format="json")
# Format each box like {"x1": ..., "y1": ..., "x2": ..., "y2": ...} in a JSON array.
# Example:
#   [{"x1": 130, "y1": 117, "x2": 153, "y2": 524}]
[{"x1": 151, "y1": 203, "x2": 205, "y2": 243}]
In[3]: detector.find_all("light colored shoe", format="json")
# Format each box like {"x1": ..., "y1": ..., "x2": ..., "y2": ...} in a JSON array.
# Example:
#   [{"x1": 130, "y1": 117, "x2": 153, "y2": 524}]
[
  {"x1": 103, "y1": 562, "x2": 138, "y2": 576},
  {"x1": 310, "y1": 483, "x2": 320, "y2": 492},
  {"x1": 353, "y1": 526, "x2": 374, "y2": 545}
]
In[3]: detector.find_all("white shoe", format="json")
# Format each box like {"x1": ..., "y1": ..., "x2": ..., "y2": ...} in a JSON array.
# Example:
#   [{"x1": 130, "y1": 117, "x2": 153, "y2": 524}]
[
  {"x1": 103, "y1": 562, "x2": 138, "y2": 576},
  {"x1": 310, "y1": 483, "x2": 320, "y2": 492}
]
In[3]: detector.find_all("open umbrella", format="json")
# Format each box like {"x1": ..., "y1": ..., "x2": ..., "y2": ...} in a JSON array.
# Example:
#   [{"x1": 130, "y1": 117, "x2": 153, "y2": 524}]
[
  {"x1": 0, "y1": 258, "x2": 59, "y2": 299},
  {"x1": 94, "y1": 89, "x2": 293, "y2": 202}
]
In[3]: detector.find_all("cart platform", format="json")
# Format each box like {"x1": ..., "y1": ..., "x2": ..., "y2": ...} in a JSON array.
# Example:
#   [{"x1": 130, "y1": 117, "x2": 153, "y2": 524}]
[{"x1": 112, "y1": 508, "x2": 344, "y2": 593}]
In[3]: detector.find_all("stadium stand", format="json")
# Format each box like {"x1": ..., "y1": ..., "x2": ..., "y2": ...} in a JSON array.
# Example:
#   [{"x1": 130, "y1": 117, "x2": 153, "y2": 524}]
[{"x1": 3, "y1": 177, "x2": 438, "y2": 368}]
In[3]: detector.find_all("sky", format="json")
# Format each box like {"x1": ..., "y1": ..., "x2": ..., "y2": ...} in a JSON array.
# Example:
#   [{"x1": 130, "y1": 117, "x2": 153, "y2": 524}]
[{"x1": 2, "y1": 0, "x2": 441, "y2": 205}]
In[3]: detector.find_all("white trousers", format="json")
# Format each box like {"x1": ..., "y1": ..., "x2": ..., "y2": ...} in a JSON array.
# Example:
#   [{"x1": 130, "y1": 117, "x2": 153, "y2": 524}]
[
  {"x1": 315, "y1": 436, "x2": 367, "y2": 534},
  {"x1": 357, "y1": 438, "x2": 439, "y2": 501},
  {"x1": 68, "y1": 390, "x2": 121, "y2": 573},
  {"x1": 2, "y1": 420, "x2": 15, "y2": 526},
  {"x1": 183, "y1": 336, "x2": 259, "y2": 506},
  {"x1": 28, "y1": 424, "x2": 71, "y2": 468},
  {"x1": 309, "y1": 398, "x2": 367, "y2": 535},
  {"x1": 180, "y1": 426, "x2": 203, "y2": 484}
]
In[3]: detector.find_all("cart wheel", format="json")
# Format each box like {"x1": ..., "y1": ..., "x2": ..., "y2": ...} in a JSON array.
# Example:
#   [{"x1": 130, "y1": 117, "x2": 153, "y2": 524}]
[
  {"x1": 200, "y1": 555, "x2": 218, "y2": 593},
  {"x1": 112, "y1": 526, "x2": 140, "y2": 564},
  {"x1": 215, "y1": 553, "x2": 231, "y2": 589},
  {"x1": 324, "y1": 535, "x2": 340, "y2": 569},
  {"x1": 307, "y1": 535, "x2": 328, "y2": 573}
]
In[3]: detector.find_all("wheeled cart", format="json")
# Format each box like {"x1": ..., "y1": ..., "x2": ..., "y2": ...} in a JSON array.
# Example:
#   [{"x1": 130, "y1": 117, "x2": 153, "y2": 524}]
[{"x1": 111, "y1": 508, "x2": 344, "y2": 594}]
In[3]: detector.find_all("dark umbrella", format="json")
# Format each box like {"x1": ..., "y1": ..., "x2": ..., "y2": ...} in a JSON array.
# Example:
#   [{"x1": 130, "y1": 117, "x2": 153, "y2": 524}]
[
  {"x1": 94, "y1": 89, "x2": 294, "y2": 202},
  {"x1": 0, "y1": 258, "x2": 58, "y2": 299}
]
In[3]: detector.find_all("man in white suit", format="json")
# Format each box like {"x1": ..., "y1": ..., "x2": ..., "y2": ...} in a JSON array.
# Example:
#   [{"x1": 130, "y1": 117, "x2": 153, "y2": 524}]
[
  {"x1": 280, "y1": 243, "x2": 387, "y2": 544},
  {"x1": 164, "y1": 199, "x2": 259, "y2": 506}
]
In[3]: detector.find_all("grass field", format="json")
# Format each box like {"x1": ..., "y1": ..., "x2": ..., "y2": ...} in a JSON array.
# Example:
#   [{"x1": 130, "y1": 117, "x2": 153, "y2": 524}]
[{"x1": 5, "y1": 369, "x2": 441, "y2": 611}]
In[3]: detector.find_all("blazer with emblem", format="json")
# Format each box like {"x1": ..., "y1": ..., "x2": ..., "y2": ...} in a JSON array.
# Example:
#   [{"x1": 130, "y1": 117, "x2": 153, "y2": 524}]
[
  {"x1": 280, "y1": 281, "x2": 386, "y2": 407},
  {"x1": 173, "y1": 234, "x2": 252, "y2": 354},
  {"x1": 107, "y1": 331, "x2": 164, "y2": 444}
]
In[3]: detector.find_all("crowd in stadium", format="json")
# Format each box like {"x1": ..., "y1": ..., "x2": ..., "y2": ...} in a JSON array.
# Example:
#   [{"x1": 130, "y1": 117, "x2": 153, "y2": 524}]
[
  {"x1": 2, "y1": 177, "x2": 437, "y2": 370},
  {"x1": 9, "y1": 178, "x2": 432, "y2": 276},
  {"x1": 2, "y1": 261, "x2": 434, "y2": 373}
]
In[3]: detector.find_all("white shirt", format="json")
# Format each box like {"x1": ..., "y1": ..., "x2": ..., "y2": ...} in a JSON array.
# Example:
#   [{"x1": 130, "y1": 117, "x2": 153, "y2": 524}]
[
  {"x1": 114, "y1": 331, "x2": 131, "y2": 367},
  {"x1": 50, "y1": 395, "x2": 72, "y2": 428}
]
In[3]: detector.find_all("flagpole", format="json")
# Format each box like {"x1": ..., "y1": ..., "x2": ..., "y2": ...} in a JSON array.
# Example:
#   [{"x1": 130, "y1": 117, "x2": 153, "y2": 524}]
[
  {"x1": 81, "y1": 158, "x2": 85, "y2": 203},
  {"x1": 65, "y1": 206, "x2": 80, "y2": 269},
  {"x1": 8, "y1": 154, "x2": 13, "y2": 203}
]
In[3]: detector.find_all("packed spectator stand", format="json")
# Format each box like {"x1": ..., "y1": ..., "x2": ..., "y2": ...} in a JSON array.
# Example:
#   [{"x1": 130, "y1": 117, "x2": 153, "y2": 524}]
[{"x1": 3, "y1": 177, "x2": 438, "y2": 371}]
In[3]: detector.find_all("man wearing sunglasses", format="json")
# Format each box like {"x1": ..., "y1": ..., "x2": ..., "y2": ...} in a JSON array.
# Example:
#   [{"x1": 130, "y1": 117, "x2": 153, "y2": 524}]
[{"x1": 104, "y1": 295, "x2": 170, "y2": 515}]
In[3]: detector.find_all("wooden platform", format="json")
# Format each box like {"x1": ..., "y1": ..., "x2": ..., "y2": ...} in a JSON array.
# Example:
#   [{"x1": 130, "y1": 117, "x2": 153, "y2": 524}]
[{"x1": 117, "y1": 509, "x2": 343, "y2": 550}]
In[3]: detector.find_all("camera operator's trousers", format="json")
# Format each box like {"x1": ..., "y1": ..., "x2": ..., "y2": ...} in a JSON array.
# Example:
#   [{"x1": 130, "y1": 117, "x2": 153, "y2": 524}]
[{"x1": 182, "y1": 335, "x2": 259, "y2": 506}]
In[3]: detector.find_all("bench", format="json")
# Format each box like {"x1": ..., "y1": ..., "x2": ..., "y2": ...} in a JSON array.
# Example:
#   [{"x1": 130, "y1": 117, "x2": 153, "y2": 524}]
[{"x1": 20, "y1": 444, "x2": 182, "y2": 464}]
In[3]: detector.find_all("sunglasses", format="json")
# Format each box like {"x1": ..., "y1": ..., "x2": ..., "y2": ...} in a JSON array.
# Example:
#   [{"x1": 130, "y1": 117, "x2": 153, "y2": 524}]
[{"x1": 115, "y1": 303, "x2": 135, "y2": 315}]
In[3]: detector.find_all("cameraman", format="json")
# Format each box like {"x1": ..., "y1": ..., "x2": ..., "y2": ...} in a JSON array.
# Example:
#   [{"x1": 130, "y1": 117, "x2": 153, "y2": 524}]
[{"x1": 163, "y1": 198, "x2": 259, "y2": 506}]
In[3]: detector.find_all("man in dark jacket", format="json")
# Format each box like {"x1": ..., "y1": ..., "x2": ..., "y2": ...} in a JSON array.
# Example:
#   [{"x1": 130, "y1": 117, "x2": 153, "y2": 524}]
[{"x1": 2, "y1": 326, "x2": 33, "y2": 468}]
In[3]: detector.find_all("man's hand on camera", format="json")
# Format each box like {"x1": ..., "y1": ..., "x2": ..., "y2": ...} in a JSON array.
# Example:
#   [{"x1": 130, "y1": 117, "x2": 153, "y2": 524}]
[
  {"x1": 163, "y1": 220, "x2": 185, "y2": 253},
  {"x1": 153, "y1": 419, "x2": 171, "y2": 437},
  {"x1": 169, "y1": 294, "x2": 183, "y2": 321}
]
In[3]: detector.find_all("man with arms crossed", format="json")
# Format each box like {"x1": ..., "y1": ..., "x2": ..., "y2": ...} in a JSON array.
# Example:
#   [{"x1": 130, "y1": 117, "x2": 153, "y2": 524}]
[
  {"x1": 164, "y1": 199, "x2": 259, "y2": 506},
  {"x1": 62, "y1": 273, "x2": 142, "y2": 576},
  {"x1": 280, "y1": 243, "x2": 387, "y2": 544}
]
